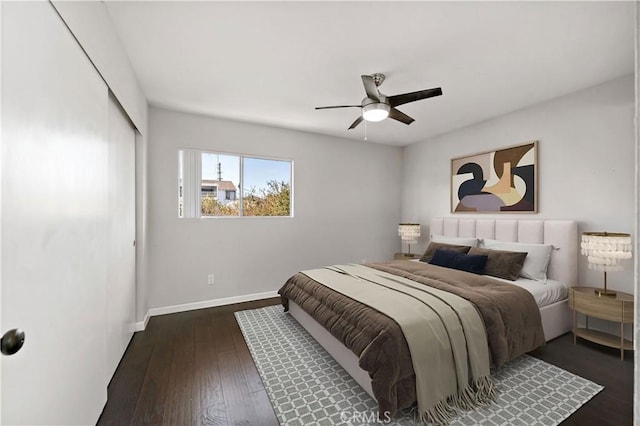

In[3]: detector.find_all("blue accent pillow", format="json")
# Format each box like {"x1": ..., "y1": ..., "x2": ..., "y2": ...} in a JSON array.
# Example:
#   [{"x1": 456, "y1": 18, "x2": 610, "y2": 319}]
[{"x1": 428, "y1": 248, "x2": 488, "y2": 275}]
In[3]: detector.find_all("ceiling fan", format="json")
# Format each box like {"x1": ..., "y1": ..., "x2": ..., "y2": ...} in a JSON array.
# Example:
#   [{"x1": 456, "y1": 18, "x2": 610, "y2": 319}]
[{"x1": 315, "y1": 73, "x2": 443, "y2": 129}]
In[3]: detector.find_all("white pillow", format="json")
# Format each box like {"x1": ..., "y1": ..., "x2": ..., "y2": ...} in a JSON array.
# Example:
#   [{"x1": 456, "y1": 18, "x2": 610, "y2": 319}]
[
  {"x1": 430, "y1": 234, "x2": 479, "y2": 247},
  {"x1": 481, "y1": 239, "x2": 553, "y2": 282}
]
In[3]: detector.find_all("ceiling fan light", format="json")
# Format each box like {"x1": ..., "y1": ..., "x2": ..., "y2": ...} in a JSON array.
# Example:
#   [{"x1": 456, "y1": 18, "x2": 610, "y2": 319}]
[{"x1": 362, "y1": 103, "x2": 390, "y2": 122}]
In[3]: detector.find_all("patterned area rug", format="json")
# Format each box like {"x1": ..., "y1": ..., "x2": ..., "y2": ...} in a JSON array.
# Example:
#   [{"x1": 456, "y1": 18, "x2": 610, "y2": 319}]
[{"x1": 235, "y1": 305, "x2": 603, "y2": 426}]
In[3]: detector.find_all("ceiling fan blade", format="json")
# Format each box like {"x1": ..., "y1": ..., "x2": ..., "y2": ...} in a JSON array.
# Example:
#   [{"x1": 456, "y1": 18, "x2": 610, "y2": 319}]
[
  {"x1": 315, "y1": 105, "x2": 361, "y2": 110},
  {"x1": 361, "y1": 75, "x2": 380, "y2": 102},
  {"x1": 388, "y1": 108, "x2": 415, "y2": 125},
  {"x1": 348, "y1": 116, "x2": 364, "y2": 130},
  {"x1": 388, "y1": 87, "x2": 442, "y2": 107}
]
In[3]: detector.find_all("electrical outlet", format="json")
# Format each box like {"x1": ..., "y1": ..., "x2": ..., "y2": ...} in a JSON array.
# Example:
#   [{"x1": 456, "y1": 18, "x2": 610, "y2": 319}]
[{"x1": 207, "y1": 274, "x2": 215, "y2": 285}]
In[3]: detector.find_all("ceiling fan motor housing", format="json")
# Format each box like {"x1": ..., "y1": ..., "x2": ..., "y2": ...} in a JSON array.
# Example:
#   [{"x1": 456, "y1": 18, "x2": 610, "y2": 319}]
[{"x1": 361, "y1": 95, "x2": 387, "y2": 107}]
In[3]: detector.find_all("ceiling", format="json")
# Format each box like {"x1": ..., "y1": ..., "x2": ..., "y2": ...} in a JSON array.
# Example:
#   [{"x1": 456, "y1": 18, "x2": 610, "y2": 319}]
[{"x1": 104, "y1": 1, "x2": 634, "y2": 146}]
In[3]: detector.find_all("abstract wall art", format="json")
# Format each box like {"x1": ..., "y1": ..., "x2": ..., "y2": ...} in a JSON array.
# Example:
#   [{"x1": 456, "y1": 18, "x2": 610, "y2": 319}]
[{"x1": 451, "y1": 141, "x2": 537, "y2": 213}]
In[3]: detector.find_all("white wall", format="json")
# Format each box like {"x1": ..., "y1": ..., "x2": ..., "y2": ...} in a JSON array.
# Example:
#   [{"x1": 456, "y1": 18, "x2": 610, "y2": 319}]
[
  {"x1": 403, "y1": 75, "x2": 635, "y2": 294},
  {"x1": 147, "y1": 107, "x2": 402, "y2": 309}
]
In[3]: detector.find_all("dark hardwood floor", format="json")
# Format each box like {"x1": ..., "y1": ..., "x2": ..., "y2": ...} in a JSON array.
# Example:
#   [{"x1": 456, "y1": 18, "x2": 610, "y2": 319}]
[
  {"x1": 98, "y1": 298, "x2": 633, "y2": 425},
  {"x1": 529, "y1": 333, "x2": 633, "y2": 425}
]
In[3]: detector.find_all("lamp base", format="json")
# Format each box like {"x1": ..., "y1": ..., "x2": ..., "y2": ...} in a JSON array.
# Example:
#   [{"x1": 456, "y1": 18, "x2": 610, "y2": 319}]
[
  {"x1": 594, "y1": 288, "x2": 617, "y2": 297},
  {"x1": 394, "y1": 253, "x2": 420, "y2": 260}
]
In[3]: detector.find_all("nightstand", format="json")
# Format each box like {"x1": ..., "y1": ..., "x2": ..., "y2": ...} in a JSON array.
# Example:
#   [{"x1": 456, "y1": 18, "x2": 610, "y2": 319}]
[
  {"x1": 394, "y1": 253, "x2": 421, "y2": 260},
  {"x1": 568, "y1": 286, "x2": 633, "y2": 360}
]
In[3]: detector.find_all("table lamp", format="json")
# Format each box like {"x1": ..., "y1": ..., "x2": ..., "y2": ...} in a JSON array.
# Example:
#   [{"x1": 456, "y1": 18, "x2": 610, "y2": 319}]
[
  {"x1": 580, "y1": 232, "x2": 632, "y2": 297},
  {"x1": 398, "y1": 223, "x2": 421, "y2": 256}
]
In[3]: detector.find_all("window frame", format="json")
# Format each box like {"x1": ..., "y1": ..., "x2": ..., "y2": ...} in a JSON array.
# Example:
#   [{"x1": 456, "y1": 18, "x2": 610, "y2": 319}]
[{"x1": 178, "y1": 148, "x2": 294, "y2": 219}]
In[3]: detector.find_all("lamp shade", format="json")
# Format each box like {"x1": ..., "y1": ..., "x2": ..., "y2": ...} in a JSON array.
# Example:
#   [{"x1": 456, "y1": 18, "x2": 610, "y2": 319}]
[
  {"x1": 580, "y1": 232, "x2": 632, "y2": 272},
  {"x1": 398, "y1": 223, "x2": 421, "y2": 245},
  {"x1": 362, "y1": 103, "x2": 390, "y2": 122}
]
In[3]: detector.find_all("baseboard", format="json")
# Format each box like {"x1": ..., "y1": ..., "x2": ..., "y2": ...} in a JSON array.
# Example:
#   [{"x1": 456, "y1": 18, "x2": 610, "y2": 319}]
[
  {"x1": 134, "y1": 290, "x2": 279, "y2": 331},
  {"x1": 134, "y1": 312, "x2": 150, "y2": 332}
]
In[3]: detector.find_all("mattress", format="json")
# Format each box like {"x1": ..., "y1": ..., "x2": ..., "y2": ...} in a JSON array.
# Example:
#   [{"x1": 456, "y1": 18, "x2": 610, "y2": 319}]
[{"x1": 500, "y1": 277, "x2": 568, "y2": 307}]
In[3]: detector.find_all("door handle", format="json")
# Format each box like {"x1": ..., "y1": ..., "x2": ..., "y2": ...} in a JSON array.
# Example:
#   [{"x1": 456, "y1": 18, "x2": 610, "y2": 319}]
[{"x1": 1, "y1": 329, "x2": 25, "y2": 355}]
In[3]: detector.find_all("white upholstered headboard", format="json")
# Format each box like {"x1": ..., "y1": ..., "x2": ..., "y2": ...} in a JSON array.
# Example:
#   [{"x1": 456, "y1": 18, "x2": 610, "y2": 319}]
[{"x1": 429, "y1": 218, "x2": 578, "y2": 286}]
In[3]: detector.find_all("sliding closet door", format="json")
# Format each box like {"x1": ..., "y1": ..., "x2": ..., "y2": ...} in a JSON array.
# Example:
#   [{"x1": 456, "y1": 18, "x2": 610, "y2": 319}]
[
  {"x1": 106, "y1": 95, "x2": 136, "y2": 378},
  {"x1": 1, "y1": 2, "x2": 109, "y2": 424}
]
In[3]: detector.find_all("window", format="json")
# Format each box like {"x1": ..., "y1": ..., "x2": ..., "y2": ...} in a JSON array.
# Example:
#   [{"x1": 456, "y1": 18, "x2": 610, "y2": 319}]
[{"x1": 178, "y1": 149, "x2": 292, "y2": 218}]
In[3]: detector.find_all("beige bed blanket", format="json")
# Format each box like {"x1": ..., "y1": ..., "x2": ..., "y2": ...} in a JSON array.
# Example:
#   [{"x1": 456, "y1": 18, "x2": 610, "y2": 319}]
[{"x1": 302, "y1": 264, "x2": 496, "y2": 424}]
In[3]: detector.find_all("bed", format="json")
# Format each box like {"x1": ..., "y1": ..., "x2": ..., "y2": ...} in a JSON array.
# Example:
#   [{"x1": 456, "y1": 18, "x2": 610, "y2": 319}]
[{"x1": 278, "y1": 218, "x2": 577, "y2": 420}]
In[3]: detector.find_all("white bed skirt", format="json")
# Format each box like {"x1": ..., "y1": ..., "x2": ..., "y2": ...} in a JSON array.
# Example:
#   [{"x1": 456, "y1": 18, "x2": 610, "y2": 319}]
[{"x1": 288, "y1": 298, "x2": 572, "y2": 401}]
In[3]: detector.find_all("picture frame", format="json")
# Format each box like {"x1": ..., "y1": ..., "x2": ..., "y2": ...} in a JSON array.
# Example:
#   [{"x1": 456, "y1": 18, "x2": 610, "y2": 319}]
[{"x1": 451, "y1": 141, "x2": 538, "y2": 213}]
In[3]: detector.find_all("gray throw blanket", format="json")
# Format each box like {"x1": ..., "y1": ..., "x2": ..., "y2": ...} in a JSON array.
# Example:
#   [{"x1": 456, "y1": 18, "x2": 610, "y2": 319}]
[{"x1": 301, "y1": 264, "x2": 497, "y2": 424}]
